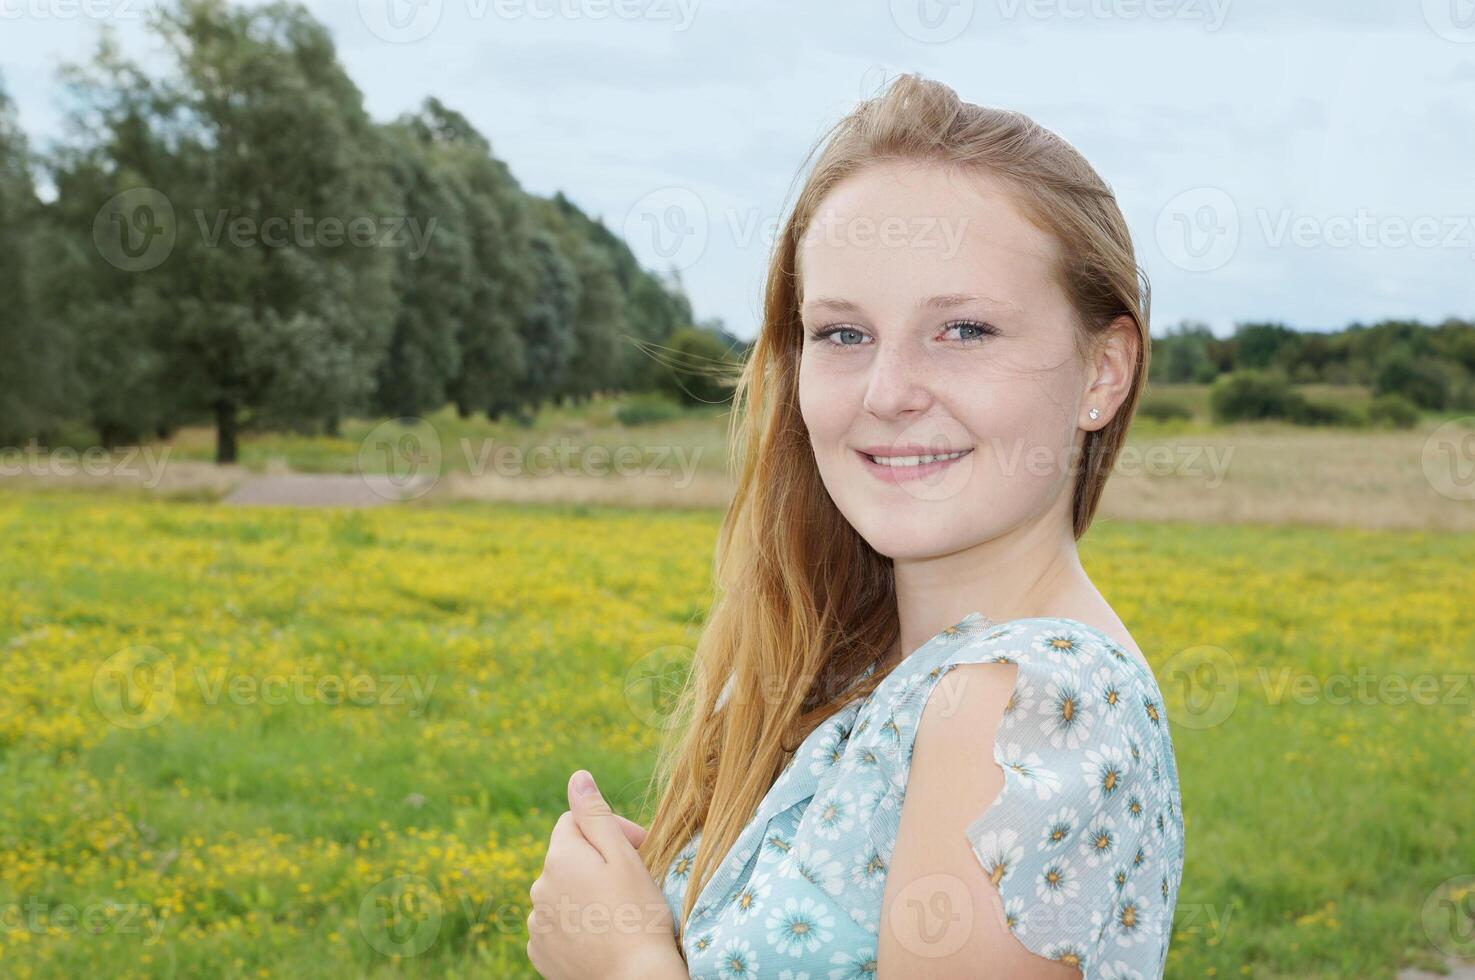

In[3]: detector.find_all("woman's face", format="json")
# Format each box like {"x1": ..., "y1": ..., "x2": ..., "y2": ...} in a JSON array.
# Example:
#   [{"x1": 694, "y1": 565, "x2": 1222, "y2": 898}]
[{"x1": 797, "y1": 160, "x2": 1098, "y2": 560}]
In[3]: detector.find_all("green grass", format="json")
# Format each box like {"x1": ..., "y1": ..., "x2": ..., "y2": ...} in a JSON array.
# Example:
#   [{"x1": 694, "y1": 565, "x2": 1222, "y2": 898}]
[
  {"x1": 0, "y1": 493, "x2": 1471, "y2": 977},
  {"x1": 153, "y1": 397, "x2": 733, "y2": 477}
]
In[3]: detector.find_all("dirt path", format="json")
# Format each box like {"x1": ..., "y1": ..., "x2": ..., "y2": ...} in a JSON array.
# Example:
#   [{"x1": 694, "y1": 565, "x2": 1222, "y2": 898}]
[{"x1": 221, "y1": 473, "x2": 431, "y2": 506}]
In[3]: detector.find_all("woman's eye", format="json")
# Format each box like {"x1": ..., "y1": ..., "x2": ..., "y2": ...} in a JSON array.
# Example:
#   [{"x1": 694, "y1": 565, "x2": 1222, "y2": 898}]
[
  {"x1": 943, "y1": 320, "x2": 1000, "y2": 344},
  {"x1": 809, "y1": 326, "x2": 869, "y2": 346}
]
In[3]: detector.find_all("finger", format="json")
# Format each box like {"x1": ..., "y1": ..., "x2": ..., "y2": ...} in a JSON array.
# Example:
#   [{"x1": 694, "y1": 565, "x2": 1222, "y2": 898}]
[
  {"x1": 546, "y1": 809, "x2": 599, "y2": 863},
  {"x1": 615, "y1": 813, "x2": 649, "y2": 849},
  {"x1": 567, "y1": 769, "x2": 630, "y2": 863}
]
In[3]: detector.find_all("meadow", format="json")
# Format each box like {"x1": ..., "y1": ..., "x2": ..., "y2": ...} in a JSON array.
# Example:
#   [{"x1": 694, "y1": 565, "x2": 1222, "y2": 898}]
[{"x1": 1, "y1": 490, "x2": 1473, "y2": 977}]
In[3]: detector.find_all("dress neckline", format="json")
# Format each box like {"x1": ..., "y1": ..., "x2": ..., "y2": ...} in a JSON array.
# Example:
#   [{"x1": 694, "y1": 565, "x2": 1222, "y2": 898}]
[{"x1": 872, "y1": 611, "x2": 1155, "y2": 681}]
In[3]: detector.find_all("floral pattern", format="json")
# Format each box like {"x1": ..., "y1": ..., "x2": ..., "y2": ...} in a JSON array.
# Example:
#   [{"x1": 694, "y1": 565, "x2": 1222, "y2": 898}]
[{"x1": 662, "y1": 613, "x2": 1185, "y2": 979}]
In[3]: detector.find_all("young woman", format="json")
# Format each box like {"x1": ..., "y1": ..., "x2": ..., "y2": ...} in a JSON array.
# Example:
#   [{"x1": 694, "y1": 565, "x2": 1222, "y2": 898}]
[{"x1": 527, "y1": 73, "x2": 1185, "y2": 980}]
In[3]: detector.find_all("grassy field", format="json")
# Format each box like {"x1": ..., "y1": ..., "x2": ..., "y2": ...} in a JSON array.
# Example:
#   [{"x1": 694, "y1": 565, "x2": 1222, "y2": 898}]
[{"x1": 1, "y1": 491, "x2": 1473, "y2": 977}]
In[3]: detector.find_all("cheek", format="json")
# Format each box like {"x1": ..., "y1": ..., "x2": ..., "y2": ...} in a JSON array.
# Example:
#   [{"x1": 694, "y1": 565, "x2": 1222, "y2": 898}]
[{"x1": 798, "y1": 358, "x2": 850, "y2": 445}]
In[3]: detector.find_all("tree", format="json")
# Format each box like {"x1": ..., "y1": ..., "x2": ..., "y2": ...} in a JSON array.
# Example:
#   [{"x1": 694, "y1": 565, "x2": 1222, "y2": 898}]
[
  {"x1": 370, "y1": 120, "x2": 473, "y2": 418},
  {"x1": 53, "y1": 0, "x2": 398, "y2": 462},
  {"x1": 1232, "y1": 322, "x2": 1301, "y2": 371},
  {"x1": 0, "y1": 75, "x2": 65, "y2": 444},
  {"x1": 1150, "y1": 320, "x2": 1217, "y2": 384},
  {"x1": 408, "y1": 99, "x2": 540, "y2": 422}
]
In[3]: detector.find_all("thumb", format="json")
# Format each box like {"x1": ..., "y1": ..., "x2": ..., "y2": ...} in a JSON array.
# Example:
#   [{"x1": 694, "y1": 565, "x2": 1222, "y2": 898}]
[{"x1": 568, "y1": 770, "x2": 626, "y2": 861}]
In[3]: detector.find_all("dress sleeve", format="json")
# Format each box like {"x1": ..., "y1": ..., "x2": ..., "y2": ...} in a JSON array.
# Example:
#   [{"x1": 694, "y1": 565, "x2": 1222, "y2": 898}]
[{"x1": 887, "y1": 619, "x2": 1181, "y2": 979}]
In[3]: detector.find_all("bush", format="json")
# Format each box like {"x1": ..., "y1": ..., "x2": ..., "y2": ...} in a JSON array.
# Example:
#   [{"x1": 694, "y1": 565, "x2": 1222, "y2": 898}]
[
  {"x1": 1367, "y1": 394, "x2": 1420, "y2": 429},
  {"x1": 1138, "y1": 398, "x2": 1192, "y2": 422},
  {"x1": 1374, "y1": 352, "x2": 1451, "y2": 410},
  {"x1": 1208, "y1": 370, "x2": 1298, "y2": 423},
  {"x1": 1288, "y1": 398, "x2": 1366, "y2": 428},
  {"x1": 615, "y1": 392, "x2": 684, "y2": 427}
]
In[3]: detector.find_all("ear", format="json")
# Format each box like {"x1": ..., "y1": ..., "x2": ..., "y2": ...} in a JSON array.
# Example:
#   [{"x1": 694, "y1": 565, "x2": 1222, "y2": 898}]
[{"x1": 1081, "y1": 315, "x2": 1139, "y2": 430}]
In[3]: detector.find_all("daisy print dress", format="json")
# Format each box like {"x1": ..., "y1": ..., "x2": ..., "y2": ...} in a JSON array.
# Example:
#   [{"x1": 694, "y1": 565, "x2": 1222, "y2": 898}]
[{"x1": 660, "y1": 613, "x2": 1185, "y2": 979}]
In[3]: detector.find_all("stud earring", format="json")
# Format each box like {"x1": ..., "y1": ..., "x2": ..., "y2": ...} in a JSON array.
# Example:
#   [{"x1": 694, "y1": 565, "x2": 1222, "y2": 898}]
[{"x1": 1088, "y1": 408, "x2": 1101, "y2": 420}]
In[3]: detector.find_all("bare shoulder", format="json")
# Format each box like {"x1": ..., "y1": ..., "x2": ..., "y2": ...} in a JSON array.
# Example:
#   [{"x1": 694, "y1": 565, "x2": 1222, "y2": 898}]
[{"x1": 879, "y1": 659, "x2": 1082, "y2": 979}]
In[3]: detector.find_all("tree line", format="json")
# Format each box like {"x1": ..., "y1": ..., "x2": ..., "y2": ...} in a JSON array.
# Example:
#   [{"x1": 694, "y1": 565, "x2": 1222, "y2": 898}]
[
  {"x1": 0, "y1": 0, "x2": 743, "y2": 463},
  {"x1": 2, "y1": 1, "x2": 1468, "y2": 462},
  {"x1": 1151, "y1": 319, "x2": 1475, "y2": 413}
]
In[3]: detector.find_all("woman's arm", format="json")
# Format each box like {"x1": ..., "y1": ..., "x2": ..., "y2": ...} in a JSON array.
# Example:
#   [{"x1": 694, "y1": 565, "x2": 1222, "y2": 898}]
[{"x1": 612, "y1": 944, "x2": 688, "y2": 980}]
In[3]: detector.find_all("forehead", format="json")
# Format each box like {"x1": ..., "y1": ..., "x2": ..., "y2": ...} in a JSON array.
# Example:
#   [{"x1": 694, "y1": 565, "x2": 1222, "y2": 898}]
[{"x1": 797, "y1": 160, "x2": 1062, "y2": 314}]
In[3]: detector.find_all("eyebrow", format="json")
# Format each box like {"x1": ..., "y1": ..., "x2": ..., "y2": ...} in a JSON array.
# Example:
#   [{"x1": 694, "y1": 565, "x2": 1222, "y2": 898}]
[{"x1": 800, "y1": 292, "x2": 1023, "y2": 317}]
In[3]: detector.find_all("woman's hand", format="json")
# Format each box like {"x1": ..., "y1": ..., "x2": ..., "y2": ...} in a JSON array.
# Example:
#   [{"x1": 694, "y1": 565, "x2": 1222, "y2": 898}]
[{"x1": 526, "y1": 770, "x2": 687, "y2": 980}]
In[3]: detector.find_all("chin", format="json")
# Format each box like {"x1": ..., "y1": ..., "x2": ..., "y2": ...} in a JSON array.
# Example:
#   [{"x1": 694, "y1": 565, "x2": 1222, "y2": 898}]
[{"x1": 846, "y1": 507, "x2": 968, "y2": 561}]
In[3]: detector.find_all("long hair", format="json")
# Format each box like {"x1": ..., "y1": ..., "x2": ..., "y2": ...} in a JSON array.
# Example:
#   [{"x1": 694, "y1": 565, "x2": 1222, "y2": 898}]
[{"x1": 636, "y1": 72, "x2": 1152, "y2": 938}]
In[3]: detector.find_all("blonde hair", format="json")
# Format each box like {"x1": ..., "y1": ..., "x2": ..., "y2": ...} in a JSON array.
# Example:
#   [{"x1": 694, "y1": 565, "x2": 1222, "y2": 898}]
[{"x1": 637, "y1": 72, "x2": 1151, "y2": 939}]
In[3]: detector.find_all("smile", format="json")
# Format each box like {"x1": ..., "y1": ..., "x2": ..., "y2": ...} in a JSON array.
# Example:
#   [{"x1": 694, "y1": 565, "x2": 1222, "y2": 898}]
[
  {"x1": 854, "y1": 446, "x2": 974, "y2": 484},
  {"x1": 863, "y1": 449, "x2": 970, "y2": 467}
]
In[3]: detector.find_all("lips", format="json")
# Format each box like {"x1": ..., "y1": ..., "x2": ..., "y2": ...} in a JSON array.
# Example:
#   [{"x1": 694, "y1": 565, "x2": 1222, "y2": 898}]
[{"x1": 854, "y1": 444, "x2": 975, "y2": 484}]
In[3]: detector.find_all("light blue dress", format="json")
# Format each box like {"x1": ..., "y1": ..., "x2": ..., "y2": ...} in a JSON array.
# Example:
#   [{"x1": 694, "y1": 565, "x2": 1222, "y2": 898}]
[{"x1": 661, "y1": 613, "x2": 1185, "y2": 979}]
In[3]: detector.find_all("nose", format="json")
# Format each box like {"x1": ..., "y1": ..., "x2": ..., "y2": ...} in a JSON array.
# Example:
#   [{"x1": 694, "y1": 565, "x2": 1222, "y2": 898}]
[{"x1": 861, "y1": 341, "x2": 932, "y2": 419}]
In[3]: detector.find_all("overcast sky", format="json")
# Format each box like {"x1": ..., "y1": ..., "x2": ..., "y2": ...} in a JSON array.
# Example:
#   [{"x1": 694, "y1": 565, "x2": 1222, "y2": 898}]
[{"x1": 3, "y1": 0, "x2": 1471, "y2": 340}]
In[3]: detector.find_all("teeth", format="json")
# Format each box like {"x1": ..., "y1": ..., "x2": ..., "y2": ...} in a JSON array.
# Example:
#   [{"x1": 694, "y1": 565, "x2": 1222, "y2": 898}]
[{"x1": 867, "y1": 450, "x2": 969, "y2": 467}]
